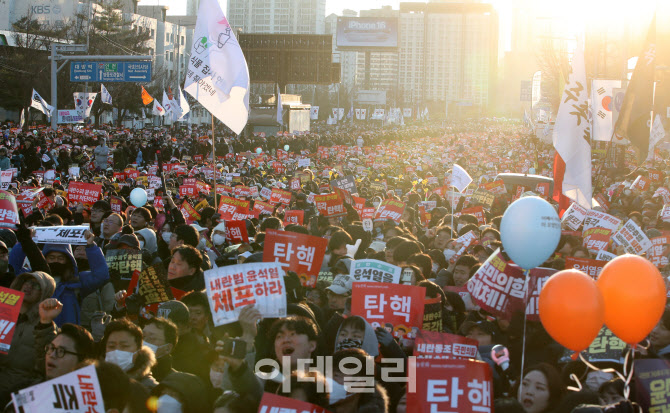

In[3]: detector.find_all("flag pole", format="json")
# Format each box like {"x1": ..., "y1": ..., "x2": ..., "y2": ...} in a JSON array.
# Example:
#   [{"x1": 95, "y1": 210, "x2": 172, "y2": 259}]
[{"x1": 211, "y1": 114, "x2": 217, "y2": 211}]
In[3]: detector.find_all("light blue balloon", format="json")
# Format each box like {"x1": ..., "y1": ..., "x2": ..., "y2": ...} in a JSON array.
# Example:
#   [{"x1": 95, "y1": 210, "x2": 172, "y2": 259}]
[
  {"x1": 500, "y1": 196, "x2": 561, "y2": 270},
  {"x1": 284, "y1": 145, "x2": 289, "y2": 151},
  {"x1": 256, "y1": 147, "x2": 262, "y2": 154},
  {"x1": 130, "y1": 188, "x2": 148, "y2": 207}
]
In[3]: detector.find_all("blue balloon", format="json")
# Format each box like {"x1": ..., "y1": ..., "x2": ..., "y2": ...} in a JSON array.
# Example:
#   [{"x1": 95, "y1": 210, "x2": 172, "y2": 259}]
[
  {"x1": 284, "y1": 145, "x2": 289, "y2": 151},
  {"x1": 129, "y1": 188, "x2": 148, "y2": 207},
  {"x1": 500, "y1": 196, "x2": 561, "y2": 270},
  {"x1": 256, "y1": 147, "x2": 262, "y2": 154}
]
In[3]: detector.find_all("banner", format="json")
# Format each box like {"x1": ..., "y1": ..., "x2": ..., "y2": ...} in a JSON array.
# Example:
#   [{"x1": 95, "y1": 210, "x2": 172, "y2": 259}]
[
  {"x1": 105, "y1": 249, "x2": 143, "y2": 291},
  {"x1": 225, "y1": 220, "x2": 249, "y2": 244},
  {"x1": 612, "y1": 219, "x2": 652, "y2": 255},
  {"x1": 414, "y1": 330, "x2": 478, "y2": 360},
  {"x1": 0, "y1": 287, "x2": 23, "y2": 354},
  {"x1": 57, "y1": 110, "x2": 84, "y2": 124},
  {"x1": 408, "y1": 359, "x2": 493, "y2": 413},
  {"x1": 351, "y1": 282, "x2": 425, "y2": 338},
  {"x1": 258, "y1": 393, "x2": 331, "y2": 413},
  {"x1": 350, "y1": 259, "x2": 401, "y2": 284},
  {"x1": 12, "y1": 365, "x2": 104, "y2": 413},
  {"x1": 262, "y1": 229, "x2": 327, "y2": 287},
  {"x1": 204, "y1": 262, "x2": 286, "y2": 326},
  {"x1": 561, "y1": 202, "x2": 588, "y2": 230},
  {"x1": 314, "y1": 193, "x2": 346, "y2": 218},
  {"x1": 564, "y1": 256, "x2": 607, "y2": 279},
  {"x1": 283, "y1": 209, "x2": 304, "y2": 226},
  {"x1": 137, "y1": 264, "x2": 174, "y2": 305},
  {"x1": 73, "y1": 92, "x2": 97, "y2": 117},
  {"x1": 374, "y1": 199, "x2": 405, "y2": 223},
  {"x1": 67, "y1": 182, "x2": 102, "y2": 206},
  {"x1": 33, "y1": 226, "x2": 89, "y2": 245},
  {"x1": 635, "y1": 358, "x2": 670, "y2": 412}
]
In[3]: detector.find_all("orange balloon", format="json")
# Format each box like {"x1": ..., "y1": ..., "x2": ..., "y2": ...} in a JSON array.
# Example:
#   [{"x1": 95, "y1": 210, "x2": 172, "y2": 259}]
[
  {"x1": 597, "y1": 254, "x2": 667, "y2": 345},
  {"x1": 539, "y1": 269, "x2": 604, "y2": 352}
]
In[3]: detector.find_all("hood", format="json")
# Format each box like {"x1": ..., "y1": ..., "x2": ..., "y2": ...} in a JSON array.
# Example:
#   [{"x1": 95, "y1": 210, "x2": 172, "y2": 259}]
[
  {"x1": 127, "y1": 345, "x2": 156, "y2": 382},
  {"x1": 42, "y1": 243, "x2": 78, "y2": 278},
  {"x1": 136, "y1": 228, "x2": 158, "y2": 254},
  {"x1": 335, "y1": 315, "x2": 379, "y2": 358},
  {"x1": 10, "y1": 271, "x2": 56, "y2": 319},
  {"x1": 152, "y1": 372, "x2": 211, "y2": 412}
]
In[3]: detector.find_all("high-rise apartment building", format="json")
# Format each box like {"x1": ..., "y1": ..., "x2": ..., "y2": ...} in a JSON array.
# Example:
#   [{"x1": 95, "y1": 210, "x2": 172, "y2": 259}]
[{"x1": 227, "y1": 0, "x2": 326, "y2": 34}]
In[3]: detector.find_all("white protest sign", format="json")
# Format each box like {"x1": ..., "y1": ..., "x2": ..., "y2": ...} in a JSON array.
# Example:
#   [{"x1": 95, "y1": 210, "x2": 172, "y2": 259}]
[
  {"x1": 561, "y1": 202, "x2": 587, "y2": 231},
  {"x1": 297, "y1": 158, "x2": 310, "y2": 168},
  {"x1": 204, "y1": 262, "x2": 286, "y2": 326},
  {"x1": 12, "y1": 364, "x2": 103, "y2": 413},
  {"x1": 612, "y1": 219, "x2": 652, "y2": 255},
  {"x1": 653, "y1": 188, "x2": 670, "y2": 204},
  {"x1": 44, "y1": 170, "x2": 56, "y2": 182},
  {"x1": 595, "y1": 250, "x2": 617, "y2": 262},
  {"x1": 451, "y1": 164, "x2": 472, "y2": 193},
  {"x1": 350, "y1": 259, "x2": 401, "y2": 284},
  {"x1": 68, "y1": 166, "x2": 80, "y2": 178},
  {"x1": 362, "y1": 218, "x2": 373, "y2": 233},
  {"x1": 662, "y1": 205, "x2": 670, "y2": 223},
  {"x1": 582, "y1": 210, "x2": 622, "y2": 233},
  {"x1": 32, "y1": 226, "x2": 89, "y2": 245}
]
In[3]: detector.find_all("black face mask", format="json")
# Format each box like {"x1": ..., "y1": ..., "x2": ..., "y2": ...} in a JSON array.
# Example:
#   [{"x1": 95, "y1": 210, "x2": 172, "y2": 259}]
[
  {"x1": 48, "y1": 262, "x2": 71, "y2": 279},
  {"x1": 75, "y1": 258, "x2": 89, "y2": 272}
]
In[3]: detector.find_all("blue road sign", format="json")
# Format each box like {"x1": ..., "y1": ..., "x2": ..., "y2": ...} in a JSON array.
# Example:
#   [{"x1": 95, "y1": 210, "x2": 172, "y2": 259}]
[{"x1": 70, "y1": 61, "x2": 152, "y2": 82}]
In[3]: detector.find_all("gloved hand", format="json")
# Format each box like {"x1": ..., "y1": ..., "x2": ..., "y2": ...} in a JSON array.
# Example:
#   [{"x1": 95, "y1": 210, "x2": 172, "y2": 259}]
[{"x1": 375, "y1": 326, "x2": 395, "y2": 347}]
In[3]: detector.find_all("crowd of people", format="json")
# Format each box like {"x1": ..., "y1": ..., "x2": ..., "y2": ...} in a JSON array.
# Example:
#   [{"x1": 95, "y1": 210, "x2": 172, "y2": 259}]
[{"x1": 0, "y1": 118, "x2": 667, "y2": 413}]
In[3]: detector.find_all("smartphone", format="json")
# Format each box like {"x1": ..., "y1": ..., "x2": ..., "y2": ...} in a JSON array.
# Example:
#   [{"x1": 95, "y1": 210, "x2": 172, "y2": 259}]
[{"x1": 219, "y1": 338, "x2": 247, "y2": 359}]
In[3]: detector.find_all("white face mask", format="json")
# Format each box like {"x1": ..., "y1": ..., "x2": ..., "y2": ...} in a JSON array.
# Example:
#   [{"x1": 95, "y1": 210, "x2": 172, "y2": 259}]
[
  {"x1": 212, "y1": 234, "x2": 226, "y2": 246},
  {"x1": 162, "y1": 232, "x2": 172, "y2": 243},
  {"x1": 444, "y1": 249, "x2": 457, "y2": 261},
  {"x1": 198, "y1": 238, "x2": 207, "y2": 249},
  {"x1": 105, "y1": 350, "x2": 135, "y2": 372},
  {"x1": 143, "y1": 341, "x2": 158, "y2": 354},
  {"x1": 210, "y1": 369, "x2": 224, "y2": 389},
  {"x1": 457, "y1": 223, "x2": 465, "y2": 232},
  {"x1": 157, "y1": 394, "x2": 182, "y2": 413},
  {"x1": 139, "y1": 241, "x2": 145, "y2": 249},
  {"x1": 432, "y1": 263, "x2": 440, "y2": 274},
  {"x1": 329, "y1": 379, "x2": 352, "y2": 404}
]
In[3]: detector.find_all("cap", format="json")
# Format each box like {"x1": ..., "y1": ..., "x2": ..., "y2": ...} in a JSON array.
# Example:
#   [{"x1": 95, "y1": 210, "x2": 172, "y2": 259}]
[
  {"x1": 460, "y1": 320, "x2": 499, "y2": 338},
  {"x1": 116, "y1": 234, "x2": 140, "y2": 250},
  {"x1": 191, "y1": 223, "x2": 207, "y2": 232},
  {"x1": 157, "y1": 300, "x2": 190, "y2": 325},
  {"x1": 326, "y1": 274, "x2": 354, "y2": 295}
]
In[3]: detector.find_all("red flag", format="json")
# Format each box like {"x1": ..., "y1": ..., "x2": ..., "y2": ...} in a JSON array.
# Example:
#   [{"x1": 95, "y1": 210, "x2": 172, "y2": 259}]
[{"x1": 552, "y1": 152, "x2": 571, "y2": 217}]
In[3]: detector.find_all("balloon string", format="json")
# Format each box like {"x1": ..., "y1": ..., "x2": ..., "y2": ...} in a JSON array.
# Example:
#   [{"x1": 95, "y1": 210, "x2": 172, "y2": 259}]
[
  {"x1": 567, "y1": 373, "x2": 583, "y2": 392},
  {"x1": 519, "y1": 269, "x2": 531, "y2": 397},
  {"x1": 578, "y1": 347, "x2": 635, "y2": 400}
]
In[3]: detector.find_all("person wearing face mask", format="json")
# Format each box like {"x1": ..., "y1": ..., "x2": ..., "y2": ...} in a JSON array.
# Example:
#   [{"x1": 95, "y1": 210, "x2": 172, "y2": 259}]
[
  {"x1": 101, "y1": 318, "x2": 158, "y2": 389},
  {"x1": 143, "y1": 318, "x2": 180, "y2": 382},
  {"x1": 151, "y1": 372, "x2": 212, "y2": 413},
  {"x1": 0, "y1": 272, "x2": 57, "y2": 407},
  {"x1": 10, "y1": 229, "x2": 110, "y2": 327},
  {"x1": 136, "y1": 227, "x2": 158, "y2": 255},
  {"x1": 0, "y1": 240, "x2": 14, "y2": 287},
  {"x1": 210, "y1": 221, "x2": 227, "y2": 250}
]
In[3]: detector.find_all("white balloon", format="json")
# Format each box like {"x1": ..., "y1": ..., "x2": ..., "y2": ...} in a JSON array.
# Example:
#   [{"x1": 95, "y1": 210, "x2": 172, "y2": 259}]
[
  {"x1": 129, "y1": 188, "x2": 148, "y2": 207},
  {"x1": 500, "y1": 196, "x2": 561, "y2": 270},
  {"x1": 284, "y1": 145, "x2": 289, "y2": 151}
]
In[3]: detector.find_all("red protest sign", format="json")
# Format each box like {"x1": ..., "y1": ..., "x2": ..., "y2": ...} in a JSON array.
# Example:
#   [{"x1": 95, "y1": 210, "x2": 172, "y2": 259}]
[
  {"x1": 594, "y1": 193, "x2": 610, "y2": 212},
  {"x1": 361, "y1": 207, "x2": 376, "y2": 220},
  {"x1": 225, "y1": 220, "x2": 249, "y2": 244},
  {"x1": 258, "y1": 393, "x2": 331, "y2": 413},
  {"x1": 253, "y1": 200, "x2": 274, "y2": 216},
  {"x1": 582, "y1": 227, "x2": 612, "y2": 252},
  {"x1": 648, "y1": 169, "x2": 663, "y2": 182},
  {"x1": 374, "y1": 199, "x2": 405, "y2": 223},
  {"x1": 218, "y1": 196, "x2": 251, "y2": 221},
  {"x1": 180, "y1": 201, "x2": 201, "y2": 224},
  {"x1": 0, "y1": 287, "x2": 24, "y2": 354},
  {"x1": 269, "y1": 188, "x2": 291, "y2": 206},
  {"x1": 408, "y1": 359, "x2": 493, "y2": 413},
  {"x1": 35, "y1": 191, "x2": 54, "y2": 211},
  {"x1": 179, "y1": 185, "x2": 197, "y2": 197},
  {"x1": 67, "y1": 182, "x2": 102, "y2": 206},
  {"x1": 289, "y1": 177, "x2": 300, "y2": 191},
  {"x1": 524, "y1": 267, "x2": 559, "y2": 321},
  {"x1": 283, "y1": 210, "x2": 304, "y2": 225},
  {"x1": 564, "y1": 257, "x2": 607, "y2": 279},
  {"x1": 233, "y1": 185, "x2": 251, "y2": 198},
  {"x1": 217, "y1": 185, "x2": 233, "y2": 195},
  {"x1": 113, "y1": 172, "x2": 125, "y2": 181},
  {"x1": 460, "y1": 206, "x2": 486, "y2": 225},
  {"x1": 631, "y1": 175, "x2": 651, "y2": 191},
  {"x1": 536, "y1": 182, "x2": 550, "y2": 198},
  {"x1": 314, "y1": 193, "x2": 346, "y2": 218},
  {"x1": 351, "y1": 282, "x2": 425, "y2": 338},
  {"x1": 124, "y1": 168, "x2": 139, "y2": 179},
  {"x1": 414, "y1": 330, "x2": 478, "y2": 360},
  {"x1": 262, "y1": 229, "x2": 327, "y2": 287},
  {"x1": 0, "y1": 191, "x2": 20, "y2": 229},
  {"x1": 481, "y1": 180, "x2": 507, "y2": 195}
]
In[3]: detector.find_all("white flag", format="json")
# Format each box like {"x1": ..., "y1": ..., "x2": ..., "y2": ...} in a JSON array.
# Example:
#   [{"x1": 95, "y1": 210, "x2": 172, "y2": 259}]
[
  {"x1": 451, "y1": 164, "x2": 473, "y2": 193},
  {"x1": 338, "y1": 108, "x2": 345, "y2": 120},
  {"x1": 403, "y1": 108, "x2": 412, "y2": 118},
  {"x1": 591, "y1": 79, "x2": 621, "y2": 141},
  {"x1": 361, "y1": 109, "x2": 367, "y2": 119},
  {"x1": 184, "y1": 0, "x2": 249, "y2": 134},
  {"x1": 30, "y1": 89, "x2": 53, "y2": 117},
  {"x1": 552, "y1": 41, "x2": 592, "y2": 209},
  {"x1": 19, "y1": 109, "x2": 24, "y2": 128},
  {"x1": 310, "y1": 106, "x2": 319, "y2": 120},
  {"x1": 153, "y1": 99, "x2": 166, "y2": 116},
  {"x1": 276, "y1": 84, "x2": 283, "y2": 124},
  {"x1": 101, "y1": 84, "x2": 113, "y2": 105},
  {"x1": 73, "y1": 92, "x2": 97, "y2": 117},
  {"x1": 355, "y1": 108, "x2": 361, "y2": 120},
  {"x1": 178, "y1": 87, "x2": 190, "y2": 119},
  {"x1": 162, "y1": 90, "x2": 174, "y2": 115},
  {"x1": 647, "y1": 114, "x2": 665, "y2": 161}
]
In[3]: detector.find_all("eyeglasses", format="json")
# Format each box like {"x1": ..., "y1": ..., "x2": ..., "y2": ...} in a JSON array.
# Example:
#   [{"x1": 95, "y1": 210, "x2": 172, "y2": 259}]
[
  {"x1": 103, "y1": 218, "x2": 121, "y2": 226},
  {"x1": 45, "y1": 343, "x2": 80, "y2": 359},
  {"x1": 24, "y1": 280, "x2": 41, "y2": 291}
]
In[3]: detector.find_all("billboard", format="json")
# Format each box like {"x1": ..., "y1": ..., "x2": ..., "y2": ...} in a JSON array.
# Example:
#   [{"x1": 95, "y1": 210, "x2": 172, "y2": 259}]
[
  {"x1": 356, "y1": 90, "x2": 387, "y2": 105},
  {"x1": 336, "y1": 17, "x2": 398, "y2": 50}
]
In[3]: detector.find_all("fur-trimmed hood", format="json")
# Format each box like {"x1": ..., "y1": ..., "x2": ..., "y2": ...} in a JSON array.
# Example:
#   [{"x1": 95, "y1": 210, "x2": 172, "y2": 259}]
[
  {"x1": 127, "y1": 346, "x2": 157, "y2": 384},
  {"x1": 331, "y1": 383, "x2": 388, "y2": 413}
]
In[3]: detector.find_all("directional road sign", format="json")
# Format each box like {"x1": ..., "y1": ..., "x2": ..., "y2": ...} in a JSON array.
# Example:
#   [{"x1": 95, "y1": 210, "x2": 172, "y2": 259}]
[{"x1": 70, "y1": 61, "x2": 152, "y2": 82}]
